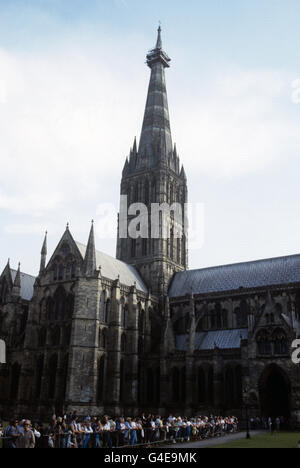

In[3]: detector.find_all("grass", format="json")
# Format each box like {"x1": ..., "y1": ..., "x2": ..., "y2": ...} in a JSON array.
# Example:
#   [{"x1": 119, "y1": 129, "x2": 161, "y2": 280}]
[{"x1": 211, "y1": 432, "x2": 300, "y2": 449}]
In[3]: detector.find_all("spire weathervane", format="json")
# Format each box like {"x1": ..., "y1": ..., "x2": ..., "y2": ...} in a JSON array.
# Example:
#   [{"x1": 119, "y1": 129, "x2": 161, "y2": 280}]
[{"x1": 156, "y1": 23, "x2": 162, "y2": 49}]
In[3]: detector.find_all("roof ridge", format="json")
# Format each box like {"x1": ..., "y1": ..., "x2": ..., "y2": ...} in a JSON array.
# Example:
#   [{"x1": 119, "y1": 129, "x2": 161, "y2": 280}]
[
  {"x1": 182, "y1": 253, "x2": 300, "y2": 275},
  {"x1": 76, "y1": 241, "x2": 138, "y2": 268}
]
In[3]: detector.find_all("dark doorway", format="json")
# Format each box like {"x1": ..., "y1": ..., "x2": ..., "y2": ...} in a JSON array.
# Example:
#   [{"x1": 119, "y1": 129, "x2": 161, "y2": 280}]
[{"x1": 259, "y1": 365, "x2": 290, "y2": 418}]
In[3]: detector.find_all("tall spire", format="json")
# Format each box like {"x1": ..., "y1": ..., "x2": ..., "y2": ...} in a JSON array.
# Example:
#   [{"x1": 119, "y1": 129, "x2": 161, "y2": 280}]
[
  {"x1": 138, "y1": 26, "x2": 172, "y2": 166},
  {"x1": 39, "y1": 231, "x2": 48, "y2": 275},
  {"x1": 83, "y1": 221, "x2": 97, "y2": 277}
]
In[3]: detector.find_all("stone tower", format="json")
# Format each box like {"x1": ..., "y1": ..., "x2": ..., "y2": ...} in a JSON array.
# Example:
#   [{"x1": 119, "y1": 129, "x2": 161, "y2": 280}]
[{"x1": 117, "y1": 27, "x2": 188, "y2": 295}]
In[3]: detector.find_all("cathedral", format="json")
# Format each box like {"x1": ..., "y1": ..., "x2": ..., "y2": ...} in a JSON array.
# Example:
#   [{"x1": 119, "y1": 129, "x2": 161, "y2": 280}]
[{"x1": 1, "y1": 27, "x2": 300, "y2": 425}]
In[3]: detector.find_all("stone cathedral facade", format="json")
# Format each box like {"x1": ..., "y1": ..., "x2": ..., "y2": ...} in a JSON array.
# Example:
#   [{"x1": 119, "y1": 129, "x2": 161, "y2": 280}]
[{"x1": 1, "y1": 28, "x2": 300, "y2": 424}]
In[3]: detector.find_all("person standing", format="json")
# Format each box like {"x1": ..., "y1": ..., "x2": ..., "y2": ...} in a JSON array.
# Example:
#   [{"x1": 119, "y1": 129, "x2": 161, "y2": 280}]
[
  {"x1": 16, "y1": 421, "x2": 35, "y2": 449},
  {"x1": 268, "y1": 417, "x2": 273, "y2": 434},
  {"x1": 4, "y1": 419, "x2": 21, "y2": 449}
]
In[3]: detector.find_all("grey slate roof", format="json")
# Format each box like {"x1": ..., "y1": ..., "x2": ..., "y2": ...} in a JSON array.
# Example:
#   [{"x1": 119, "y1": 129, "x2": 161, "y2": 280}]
[
  {"x1": 10, "y1": 269, "x2": 35, "y2": 301},
  {"x1": 176, "y1": 329, "x2": 248, "y2": 351},
  {"x1": 169, "y1": 254, "x2": 300, "y2": 298},
  {"x1": 76, "y1": 242, "x2": 148, "y2": 293}
]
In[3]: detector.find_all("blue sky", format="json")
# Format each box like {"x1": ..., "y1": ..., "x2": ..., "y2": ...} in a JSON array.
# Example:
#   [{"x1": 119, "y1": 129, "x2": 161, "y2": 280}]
[{"x1": 1, "y1": 0, "x2": 300, "y2": 276}]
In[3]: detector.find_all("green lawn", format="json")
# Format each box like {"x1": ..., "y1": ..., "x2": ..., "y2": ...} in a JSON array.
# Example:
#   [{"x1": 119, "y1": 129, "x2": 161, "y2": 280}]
[{"x1": 211, "y1": 432, "x2": 300, "y2": 449}]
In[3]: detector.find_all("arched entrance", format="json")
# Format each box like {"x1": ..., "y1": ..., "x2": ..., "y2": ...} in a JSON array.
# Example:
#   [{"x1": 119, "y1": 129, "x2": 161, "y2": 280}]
[{"x1": 259, "y1": 364, "x2": 290, "y2": 418}]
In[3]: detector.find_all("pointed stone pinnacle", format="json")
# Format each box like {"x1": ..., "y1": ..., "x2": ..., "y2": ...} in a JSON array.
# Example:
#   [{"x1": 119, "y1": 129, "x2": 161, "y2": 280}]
[{"x1": 83, "y1": 221, "x2": 96, "y2": 276}]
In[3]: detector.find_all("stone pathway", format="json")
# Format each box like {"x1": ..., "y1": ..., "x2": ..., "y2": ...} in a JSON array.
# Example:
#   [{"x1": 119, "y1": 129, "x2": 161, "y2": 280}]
[{"x1": 164, "y1": 431, "x2": 263, "y2": 449}]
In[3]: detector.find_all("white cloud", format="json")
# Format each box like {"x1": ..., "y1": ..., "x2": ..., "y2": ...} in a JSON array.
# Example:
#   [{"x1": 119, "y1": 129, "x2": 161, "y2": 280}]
[
  {"x1": 0, "y1": 43, "x2": 145, "y2": 218},
  {"x1": 4, "y1": 223, "x2": 59, "y2": 235},
  {"x1": 0, "y1": 41, "x2": 299, "y2": 252},
  {"x1": 172, "y1": 66, "x2": 299, "y2": 178}
]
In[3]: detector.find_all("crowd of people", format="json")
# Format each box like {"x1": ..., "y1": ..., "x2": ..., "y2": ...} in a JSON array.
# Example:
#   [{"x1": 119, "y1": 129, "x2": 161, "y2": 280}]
[
  {"x1": 0, "y1": 413, "x2": 239, "y2": 448},
  {"x1": 249, "y1": 416, "x2": 287, "y2": 432}
]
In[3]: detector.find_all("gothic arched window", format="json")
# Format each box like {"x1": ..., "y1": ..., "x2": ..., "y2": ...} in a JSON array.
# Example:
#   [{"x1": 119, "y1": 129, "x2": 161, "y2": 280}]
[
  {"x1": 181, "y1": 235, "x2": 186, "y2": 266},
  {"x1": 131, "y1": 239, "x2": 136, "y2": 258},
  {"x1": 207, "y1": 367, "x2": 214, "y2": 405},
  {"x1": 198, "y1": 367, "x2": 206, "y2": 403},
  {"x1": 63, "y1": 325, "x2": 71, "y2": 346},
  {"x1": 121, "y1": 334, "x2": 127, "y2": 353},
  {"x1": 99, "y1": 291, "x2": 105, "y2": 322},
  {"x1": 215, "y1": 303, "x2": 222, "y2": 329},
  {"x1": 235, "y1": 365, "x2": 243, "y2": 406},
  {"x1": 256, "y1": 330, "x2": 271, "y2": 355},
  {"x1": 142, "y1": 238, "x2": 148, "y2": 257},
  {"x1": 58, "y1": 264, "x2": 64, "y2": 281},
  {"x1": 10, "y1": 362, "x2": 21, "y2": 400},
  {"x1": 97, "y1": 356, "x2": 105, "y2": 402},
  {"x1": 35, "y1": 355, "x2": 44, "y2": 399},
  {"x1": 120, "y1": 359, "x2": 125, "y2": 403},
  {"x1": 53, "y1": 265, "x2": 58, "y2": 281},
  {"x1": 134, "y1": 182, "x2": 139, "y2": 202},
  {"x1": 146, "y1": 368, "x2": 154, "y2": 403},
  {"x1": 54, "y1": 287, "x2": 66, "y2": 321},
  {"x1": 170, "y1": 228, "x2": 174, "y2": 261},
  {"x1": 102, "y1": 329, "x2": 107, "y2": 350},
  {"x1": 38, "y1": 328, "x2": 47, "y2": 347},
  {"x1": 144, "y1": 180, "x2": 149, "y2": 206},
  {"x1": 170, "y1": 184, "x2": 174, "y2": 204},
  {"x1": 138, "y1": 337, "x2": 144, "y2": 354},
  {"x1": 225, "y1": 367, "x2": 234, "y2": 408},
  {"x1": 181, "y1": 367, "x2": 186, "y2": 402},
  {"x1": 105, "y1": 299, "x2": 111, "y2": 324},
  {"x1": 61, "y1": 354, "x2": 69, "y2": 401},
  {"x1": 48, "y1": 354, "x2": 58, "y2": 399},
  {"x1": 151, "y1": 179, "x2": 156, "y2": 203},
  {"x1": 66, "y1": 263, "x2": 71, "y2": 279},
  {"x1": 46, "y1": 297, "x2": 55, "y2": 322},
  {"x1": 222, "y1": 309, "x2": 228, "y2": 329},
  {"x1": 273, "y1": 329, "x2": 288, "y2": 355},
  {"x1": 196, "y1": 316, "x2": 205, "y2": 332},
  {"x1": 66, "y1": 294, "x2": 74, "y2": 320},
  {"x1": 177, "y1": 238, "x2": 180, "y2": 264},
  {"x1": 172, "y1": 368, "x2": 180, "y2": 402},
  {"x1": 52, "y1": 326, "x2": 61, "y2": 346},
  {"x1": 235, "y1": 300, "x2": 248, "y2": 328},
  {"x1": 71, "y1": 263, "x2": 77, "y2": 279},
  {"x1": 122, "y1": 304, "x2": 128, "y2": 329},
  {"x1": 139, "y1": 309, "x2": 145, "y2": 334}
]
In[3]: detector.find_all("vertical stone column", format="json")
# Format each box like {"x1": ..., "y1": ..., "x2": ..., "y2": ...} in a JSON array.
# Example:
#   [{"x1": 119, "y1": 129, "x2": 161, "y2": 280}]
[
  {"x1": 159, "y1": 296, "x2": 173, "y2": 411},
  {"x1": 144, "y1": 294, "x2": 152, "y2": 353},
  {"x1": 213, "y1": 347, "x2": 223, "y2": 411},
  {"x1": 127, "y1": 284, "x2": 139, "y2": 406},
  {"x1": 19, "y1": 285, "x2": 40, "y2": 405},
  {"x1": 185, "y1": 294, "x2": 195, "y2": 413},
  {"x1": 229, "y1": 299, "x2": 235, "y2": 329},
  {"x1": 66, "y1": 275, "x2": 100, "y2": 411},
  {"x1": 106, "y1": 278, "x2": 122, "y2": 406}
]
